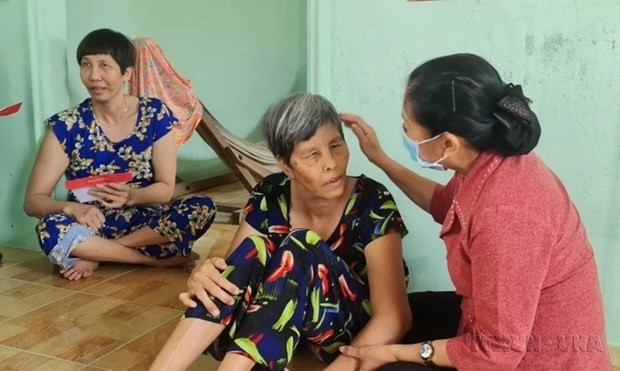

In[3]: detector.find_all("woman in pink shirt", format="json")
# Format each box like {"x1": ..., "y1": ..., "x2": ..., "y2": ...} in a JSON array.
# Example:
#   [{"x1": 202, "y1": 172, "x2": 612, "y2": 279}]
[{"x1": 339, "y1": 53, "x2": 611, "y2": 370}]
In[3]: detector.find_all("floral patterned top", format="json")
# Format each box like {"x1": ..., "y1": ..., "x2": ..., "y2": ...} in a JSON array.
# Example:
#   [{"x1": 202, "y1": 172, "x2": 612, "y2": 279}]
[
  {"x1": 244, "y1": 172, "x2": 410, "y2": 281},
  {"x1": 46, "y1": 97, "x2": 178, "y2": 202}
]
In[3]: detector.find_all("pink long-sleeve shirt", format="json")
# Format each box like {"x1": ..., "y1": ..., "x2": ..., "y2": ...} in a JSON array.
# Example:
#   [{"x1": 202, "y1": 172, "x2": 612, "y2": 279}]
[{"x1": 430, "y1": 151, "x2": 611, "y2": 370}]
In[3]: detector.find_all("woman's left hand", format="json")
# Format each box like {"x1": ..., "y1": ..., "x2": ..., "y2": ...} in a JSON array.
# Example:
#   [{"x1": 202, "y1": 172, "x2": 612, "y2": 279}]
[
  {"x1": 90, "y1": 183, "x2": 133, "y2": 208},
  {"x1": 339, "y1": 344, "x2": 399, "y2": 371}
]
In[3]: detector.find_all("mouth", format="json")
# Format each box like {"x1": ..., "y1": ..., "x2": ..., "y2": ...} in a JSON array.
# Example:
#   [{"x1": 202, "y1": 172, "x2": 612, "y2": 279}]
[
  {"x1": 89, "y1": 87, "x2": 106, "y2": 93},
  {"x1": 323, "y1": 175, "x2": 343, "y2": 187}
]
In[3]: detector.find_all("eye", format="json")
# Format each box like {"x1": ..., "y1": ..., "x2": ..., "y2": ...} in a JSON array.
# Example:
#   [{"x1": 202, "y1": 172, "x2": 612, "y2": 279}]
[{"x1": 306, "y1": 151, "x2": 319, "y2": 159}]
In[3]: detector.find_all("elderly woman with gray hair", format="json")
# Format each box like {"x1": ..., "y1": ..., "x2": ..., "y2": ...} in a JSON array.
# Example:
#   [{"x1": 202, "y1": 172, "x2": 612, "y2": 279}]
[{"x1": 151, "y1": 93, "x2": 412, "y2": 371}]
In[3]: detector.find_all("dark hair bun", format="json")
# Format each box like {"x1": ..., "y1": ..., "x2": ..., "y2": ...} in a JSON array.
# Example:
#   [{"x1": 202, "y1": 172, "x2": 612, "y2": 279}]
[{"x1": 492, "y1": 84, "x2": 541, "y2": 155}]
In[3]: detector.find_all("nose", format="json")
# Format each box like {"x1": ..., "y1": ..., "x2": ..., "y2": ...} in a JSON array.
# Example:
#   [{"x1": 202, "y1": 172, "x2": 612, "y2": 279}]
[
  {"x1": 88, "y1": 66, "x2": 101, "y2": 81},
  {"x1": 323, "y1": 152, "x2": 337, "y2": 172}
]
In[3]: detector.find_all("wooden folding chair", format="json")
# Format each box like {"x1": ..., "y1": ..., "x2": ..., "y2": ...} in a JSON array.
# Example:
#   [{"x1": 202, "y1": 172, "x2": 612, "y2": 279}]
[{"x1": 195, "y1": 103, "x2": 280, "y2": 194}]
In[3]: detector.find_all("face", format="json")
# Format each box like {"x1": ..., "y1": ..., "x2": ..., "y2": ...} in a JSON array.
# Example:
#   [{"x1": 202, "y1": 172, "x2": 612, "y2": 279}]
[
  {"x1": 401, "y1": 104, "x2": 447, "y2": 163},
  {"x1": 281, "y1": 123, "x2": 349, "y2": 200},
  {"x1": 79, "y1": 54, "x2": 131, "y2": 103}
]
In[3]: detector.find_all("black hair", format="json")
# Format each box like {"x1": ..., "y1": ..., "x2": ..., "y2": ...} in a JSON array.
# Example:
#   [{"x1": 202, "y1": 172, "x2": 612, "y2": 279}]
[
  {"x1": 76, "y1": 28, "x2": 136, "y2": 74},
  {"x1": 405, "y1": 53, "x2": 541, "y2": 156}
]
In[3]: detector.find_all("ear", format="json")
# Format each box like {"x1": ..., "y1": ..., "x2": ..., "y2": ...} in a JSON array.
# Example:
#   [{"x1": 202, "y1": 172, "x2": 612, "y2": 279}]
[
  {"x1": 441, "y1": 132, "x2": 462, "y2": 158},
  {"x1": 277, "y1": 156, "x2": 294, "y2": 179},
  {"x1": 123, "y1": 66, "x2": 134, "y2": 82}
]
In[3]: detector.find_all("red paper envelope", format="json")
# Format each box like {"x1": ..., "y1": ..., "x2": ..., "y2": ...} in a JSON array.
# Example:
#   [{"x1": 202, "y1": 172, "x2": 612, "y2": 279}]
[
  {"x1": 0, "y1": 102, "x2": 23, "y2": 117},
  {"x1": 65, "y1": 172, "x2": 133, "y2": 203}
]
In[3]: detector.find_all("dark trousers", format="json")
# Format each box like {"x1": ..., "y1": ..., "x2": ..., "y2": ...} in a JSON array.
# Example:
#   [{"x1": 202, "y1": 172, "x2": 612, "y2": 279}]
[
  {"x1": 380, "y1": 291, "x2": 462, "y2": 371},
  {"x1": 252, "y1": 291, "x2": 462, "y2": 370}
]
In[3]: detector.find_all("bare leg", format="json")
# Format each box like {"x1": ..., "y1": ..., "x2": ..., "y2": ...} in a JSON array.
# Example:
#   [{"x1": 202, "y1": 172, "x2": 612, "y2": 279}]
[
  {"x1": 70, "y1": 236, "x2": 193, "y2": 269},
  {"x1": 116, "y1": 226, "x2": 169, "y2": 248},
  {"x1": 150, "y1": 318, "x2": 225, "y2": 371},
  {"x1": 216, "y1": 352, "x2": 256, "y2": 371},
  {"x1": 115, "y1": 226, "x2": 200, "y2": 264}
]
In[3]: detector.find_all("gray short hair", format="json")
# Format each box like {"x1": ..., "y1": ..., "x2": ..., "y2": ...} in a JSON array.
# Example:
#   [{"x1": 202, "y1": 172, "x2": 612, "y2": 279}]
[{"x1": 261, "y1": 92, "x2": 344, "y2": 164}]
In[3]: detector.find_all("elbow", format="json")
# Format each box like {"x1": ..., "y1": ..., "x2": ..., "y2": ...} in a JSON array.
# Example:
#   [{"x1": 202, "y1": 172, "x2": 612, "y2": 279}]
[
  {"x1": 23, "y1": 198, "x2": 36, "y2": 217},
  {"x1": 379, "y1": 308, "x2": 413, "y2": 342},
  {"x1": 399, "y1": 307, "x2": 413, "y2": 339},
  {"x1": 393, "y1": 296, "x2": 413, "y2": 339},
  {"x1": 162, "y1": 183, "x2": 175, "y2": 203},
  {"x1": 391, "y1": 314, "x2": 412, "y2": 342},
  {"x1": 163, "y1": 188, "x2": 174, "y2": 203}
]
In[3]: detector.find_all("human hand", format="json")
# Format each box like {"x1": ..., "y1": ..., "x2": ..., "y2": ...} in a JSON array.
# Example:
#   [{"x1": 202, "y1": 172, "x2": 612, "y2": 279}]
[
  {"x1": 90, "y1": 183, "x2": 133, "y2": 208},
  {"x1": 178, "y1": 257, "x2": 241, "y2": 316},
  {"x1": 63, "y1": 202, "x2": 105, "y2": 231},
  {"x1": 339, "y1": 344, "x2": 399, "y2": 371},
  {"x1": 339, "y1": 113, "x2": 388, "y2": 165}
]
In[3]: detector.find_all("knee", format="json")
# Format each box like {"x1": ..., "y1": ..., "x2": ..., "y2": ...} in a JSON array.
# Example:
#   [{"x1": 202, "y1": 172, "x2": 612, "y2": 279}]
[
  {"x1": 236, "y1": 235, "x2": 273, "y2": 261},
  {"x1": 183, "y1": 195, "x2": 216, "y2": 225},
  {"x1": 36, "y1": 213, "x2": 72, "y2": 238},
  {"x1": 38, "y1": 212, "x2": 71, "y2": 225},
  {"x1": 183, "y1": 194, "x2": 216, "y2": 211}
]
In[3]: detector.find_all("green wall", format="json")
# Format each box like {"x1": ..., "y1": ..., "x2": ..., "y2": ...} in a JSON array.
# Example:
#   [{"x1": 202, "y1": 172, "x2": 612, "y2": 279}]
[
  {"x1": 2, "y1": 0, "x2": 617, "y2": 347},
  {"x1": 65, "y1": 0, "x2": 307, "y2": 182},
  {"x1": 0, "y1": 0, "x2": 38, "y2": 249},
  {"x1": 309, "y1": 0, "x2": 619, "y2": 345},
  {"x1": 0, "y1": 0, "x2": 306, "y2": 250}
]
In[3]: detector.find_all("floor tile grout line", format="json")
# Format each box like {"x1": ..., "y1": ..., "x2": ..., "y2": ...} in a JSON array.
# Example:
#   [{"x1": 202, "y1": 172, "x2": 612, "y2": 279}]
[
  {"x1": 86, "y1": 314, "x2": 182, "y2": 367},
  {"x1": 0, "y1": 275, "x2": 89, "y2": 293},
  {"x1": 0, "y1": 343, "x2": 93, "y2": 367},
  {"x1": 0, "y1": 263, "x2": 198, "y2": 311},
  {"x1": 0, "y1": 280, "x2": 182, "y2": 328},
  {"x1": 0, "y1": 255, "x2": 44, "y2": 270},
  {"x1": 52, "y1": 289, "x2": 186, "y2": 313},
  {"x1": 0, "y1": 280, "x2": 78, "y2": 325},
  {"x1": 0, "y1": 291, "x2": 181, "y2": 368},
  {"x1": 79, "y1": 265, "x2": 143, "y2": 291},
  {"x1": 0, "y1": 261, "x2": 142, "y2": 294}
]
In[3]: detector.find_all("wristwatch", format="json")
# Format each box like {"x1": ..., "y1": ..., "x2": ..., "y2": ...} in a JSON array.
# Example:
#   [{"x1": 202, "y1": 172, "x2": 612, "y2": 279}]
[{"x1": 420, "y1": 340, "x2": 435, "y2": 366}]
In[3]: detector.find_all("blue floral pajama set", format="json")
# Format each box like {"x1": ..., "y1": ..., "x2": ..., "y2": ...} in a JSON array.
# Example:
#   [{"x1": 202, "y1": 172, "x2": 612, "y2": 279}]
[
  {"x1": 37, "y1": 97, "x2": 216, "y2": 269},
  {"x1": 185, "y1": 172, "x2": 409, "y2": 370}
]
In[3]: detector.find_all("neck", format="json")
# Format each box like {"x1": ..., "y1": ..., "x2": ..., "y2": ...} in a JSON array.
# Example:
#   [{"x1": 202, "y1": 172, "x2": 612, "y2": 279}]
[
  {"x1": 92, "y1": 94, "x2": 128, "y2": 126},
  {"x1": 290, "y1": 182, "x2": 343, "y2": 219},
  {"x1": 452, "y1": 147, "x2": 481, "y2": 176}
]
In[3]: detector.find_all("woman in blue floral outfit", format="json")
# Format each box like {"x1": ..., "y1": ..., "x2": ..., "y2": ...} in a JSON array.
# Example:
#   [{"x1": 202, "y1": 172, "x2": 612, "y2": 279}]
[{"x1": 23, "y1": 29, "x2": 216, "y2": 280}]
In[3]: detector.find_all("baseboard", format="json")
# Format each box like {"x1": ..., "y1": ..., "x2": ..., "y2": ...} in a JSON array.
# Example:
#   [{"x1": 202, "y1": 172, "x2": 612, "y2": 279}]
[
  {"x1": 611, "y1": 344, "x2": 620, "y2": 367},
  {"x1": 173, "y1": 172, "x2": 239, "y2": 197}
]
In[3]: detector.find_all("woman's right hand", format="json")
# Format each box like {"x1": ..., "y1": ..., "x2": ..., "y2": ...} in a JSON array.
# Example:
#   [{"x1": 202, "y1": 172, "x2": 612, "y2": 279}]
[
  {"x1": 179, "y1": 257, "x2": 241, "y2": 316},
  {"x1": 339, "y1": 113, "x2": 389, "y2": 165},
  {"x1": 63, "y1": 203, "x2": 106, "y2": 231}
]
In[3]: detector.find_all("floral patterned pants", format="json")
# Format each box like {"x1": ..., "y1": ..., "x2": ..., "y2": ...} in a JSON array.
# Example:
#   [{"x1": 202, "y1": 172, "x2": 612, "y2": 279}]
[
  {"x1": 184, "y1": 229, "x2": 372, "y2": 371},
  {"x1": 36, "y1": 195, "x2": 216, "y2": 269}
]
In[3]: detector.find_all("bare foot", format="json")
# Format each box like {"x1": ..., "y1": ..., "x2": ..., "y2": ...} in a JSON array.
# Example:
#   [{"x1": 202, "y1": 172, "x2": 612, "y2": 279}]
[{"x1": 60, "y1": 260, "x2": 100, "y2": 281}]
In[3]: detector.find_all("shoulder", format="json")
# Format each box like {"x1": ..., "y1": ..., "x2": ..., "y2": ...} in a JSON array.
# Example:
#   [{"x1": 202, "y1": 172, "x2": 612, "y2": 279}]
[
  {"x1": 476, "y1": 152, "x2": 570, "y2": 222},
  {"x1": 356, "y1": 174, "x2": 394, "y2": 198},
  {"x1": 44, "y1": 99, "x2": 89, "y2": 129},
  {"x1": 258, "y1": 172, "x2": 288, "y2": 193},
  {"x1": 485, "y1": 152, "x2": 558, "y2": 201},
  {"x1": 140, "y1": 96, "x2": 163, "y2": 107}
]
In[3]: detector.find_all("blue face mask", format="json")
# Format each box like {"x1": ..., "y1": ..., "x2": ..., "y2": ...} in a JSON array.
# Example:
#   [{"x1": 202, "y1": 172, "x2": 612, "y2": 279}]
[{"x1": 402, "y1": 133, "x2": 447, "y2": 171}]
